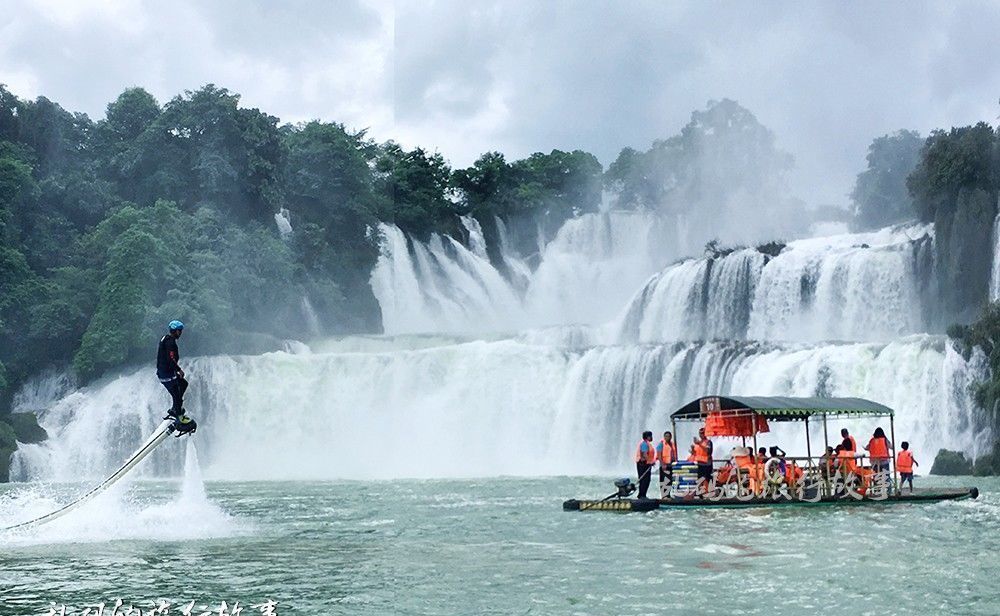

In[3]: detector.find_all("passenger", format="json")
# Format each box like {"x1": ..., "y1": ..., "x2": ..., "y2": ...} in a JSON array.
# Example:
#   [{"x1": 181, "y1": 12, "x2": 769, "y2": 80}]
[
  {"x1": 836, "y1": 444, "x2": 857, "y2": 474},
  {"x1": 897, "y1": 441, "x2": 918, "y2": 493},
  {"x1": 841, "y1": 428, "x2": 857, "y2": 452},
  {"x1": 818, "y1": 446, "x2": 835, "y2": 477},
  {"x1": 634, "y1": 431, "x2": 657, "y2": 499},
  {"x1": 864, "y1": 427, "x2": 893, "y2": 481},
  {"x1": 715, "y1": 459, "x2": 735, "y2": 485},
  {"x1": 733, "y1": 447, "x2": 754, "y2": 470},
  {"x1": 785, "y1": 459, "x2": 804, "y2": 487},
  {"x1": 749, "y1": 451, "x2": 767, "y2": 496},
  {"x1": 692, "y1": 428, "x2": 714, "y2": 495},
  {"x1": 656, "y1": 431, "x2": 678, "y2": 497},
  {"x1": 764, "y1": 445, "x2": 787, "y2": 487}
]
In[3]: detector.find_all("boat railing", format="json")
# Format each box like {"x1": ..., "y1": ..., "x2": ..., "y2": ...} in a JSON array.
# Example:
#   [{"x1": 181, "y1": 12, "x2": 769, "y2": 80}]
[{"x1": 670, "y1": 453, "x2": 896, "y2": 501}]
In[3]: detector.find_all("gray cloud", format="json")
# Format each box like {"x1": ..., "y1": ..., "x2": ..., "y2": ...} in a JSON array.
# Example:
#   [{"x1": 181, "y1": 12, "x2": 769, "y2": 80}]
[{"x1": 2, "y1": 0, "x2": 998, "y2": 206}]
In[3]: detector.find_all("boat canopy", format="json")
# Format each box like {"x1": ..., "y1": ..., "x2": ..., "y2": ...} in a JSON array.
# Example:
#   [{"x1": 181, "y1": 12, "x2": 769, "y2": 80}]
[{"x1": 671, "y1": 396, "x2": 894, "y2": 422}]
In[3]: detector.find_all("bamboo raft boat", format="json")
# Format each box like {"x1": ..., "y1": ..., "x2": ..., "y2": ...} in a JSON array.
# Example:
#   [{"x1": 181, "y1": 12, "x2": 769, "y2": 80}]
[{"x1": 564, "y1": 396, "x2": 980, "y2": 512}]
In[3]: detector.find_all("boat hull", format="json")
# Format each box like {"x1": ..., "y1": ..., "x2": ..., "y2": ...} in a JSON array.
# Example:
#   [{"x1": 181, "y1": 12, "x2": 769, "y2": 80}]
[{"x1": 563, "y1": 487, "x2": 979, "y2": 512}]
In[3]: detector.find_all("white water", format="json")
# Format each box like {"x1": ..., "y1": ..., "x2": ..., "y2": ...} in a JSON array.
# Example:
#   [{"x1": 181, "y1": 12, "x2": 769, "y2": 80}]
[
  {"x1": 7, "y1": 212, "x2": 992, "y2": 487},
  {"x1": 11, "y1": 334, "x2": 989, "y2": 481},
  {"x1": 616, "y1": 224, "x2": 933, "y2": 343},
  {"x1": 370, "y1": 211, "x2": 682, "y2": 334},
  {"x1": 1, "y1": 440, "x2": 239, "y2": 544}
]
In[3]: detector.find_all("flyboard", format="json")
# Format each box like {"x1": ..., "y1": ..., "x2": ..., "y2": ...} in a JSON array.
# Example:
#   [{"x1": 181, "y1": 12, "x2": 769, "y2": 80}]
[{"x1": 2, "y1": 415, "x2": 196, "y2": 532}]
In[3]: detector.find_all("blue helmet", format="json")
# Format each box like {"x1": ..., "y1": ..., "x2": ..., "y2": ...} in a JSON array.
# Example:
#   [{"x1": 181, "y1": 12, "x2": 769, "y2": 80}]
[{"x1": 168, "y1": 320, "x2": 185, "y2": 332}]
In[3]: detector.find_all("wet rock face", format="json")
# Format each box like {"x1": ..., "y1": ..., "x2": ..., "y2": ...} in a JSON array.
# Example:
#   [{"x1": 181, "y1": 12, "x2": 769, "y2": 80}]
[
  {"x1": 930, "y1": 449, "x2": 973, "y2": 475},
  {"x1": 0, "y1": 412, "x2": 48, "y2": 482}
]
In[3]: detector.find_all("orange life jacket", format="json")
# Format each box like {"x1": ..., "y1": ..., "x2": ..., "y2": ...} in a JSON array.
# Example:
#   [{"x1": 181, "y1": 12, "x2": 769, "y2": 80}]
[
  {"x1": 897, "y1": 450, "x2": 914, "y2": 473},
  {"x1": 692, "y1": 440, "x2": 711, "y2": 464},
  {"x1": 658, "y1": 439, "x2": 677, "y2": 465},
  {"x1": 785, "y1": 462, "x2": 803, "y2": 484},
  {"x1": 734, "y1": 455, "x2": 753, "y2": 469},
  {"x1": 868, "y1": 436, "x2": 890, "y2": 460},
  {"x1": 635, "y1": 440, "x2": 656, "y2": 464},
  {"x1": 838, "y1": 449, "x2": 857, "y2": 473},
  {"x1": 845, "y1": 435, "x2": 857, "y2": 451},
  {"x1": 716, "y1": 465, "x2": 733, "y2": 484}
]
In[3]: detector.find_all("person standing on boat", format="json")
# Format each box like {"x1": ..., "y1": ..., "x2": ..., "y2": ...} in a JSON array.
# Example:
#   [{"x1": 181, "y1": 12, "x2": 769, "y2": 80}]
[
  {"x1": 818, "y1": 446, "x2": 836, "y2": 478},
  {"x1": 896, "y1": 442, "x2": 918, "y2": 493},
  {"x1": 865, "y1": 427, "x2": 893, "y2": 491},
  {"x1": 656, "y1": 431, "x2": 678, "y2": 497},
  {"x1": 635, "y1": 431, "x2": 657, "y2": 499},
  {"x1": 841, "y1": 428, "x2": 857, "y2": 452},
  {"x1": 692, "y1": 427, "x2": 713, "y2": 495}
]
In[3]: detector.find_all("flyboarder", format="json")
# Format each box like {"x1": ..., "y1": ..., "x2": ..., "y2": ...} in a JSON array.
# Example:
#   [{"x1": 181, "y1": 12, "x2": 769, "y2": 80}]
[{"x1": 157, "y1": 320, "x2": 196, "y2": 435}]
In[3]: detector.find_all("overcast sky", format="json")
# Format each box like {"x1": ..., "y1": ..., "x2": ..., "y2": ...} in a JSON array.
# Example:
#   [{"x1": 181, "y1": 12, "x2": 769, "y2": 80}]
[{"x1": 2, "y1": 0, "x2": 998, "y2": 205}]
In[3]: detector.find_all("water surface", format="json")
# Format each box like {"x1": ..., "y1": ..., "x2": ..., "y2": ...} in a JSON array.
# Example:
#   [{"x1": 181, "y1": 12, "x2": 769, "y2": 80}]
[{"x1": 1, "y1": 476, "x2": 997, "y2": 615}]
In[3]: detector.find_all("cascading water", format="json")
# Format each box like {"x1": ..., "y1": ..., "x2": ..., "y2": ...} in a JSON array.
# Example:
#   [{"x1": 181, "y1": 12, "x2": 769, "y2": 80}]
[
  {"x1": 11, "y1": 333, "x2": 989, "y2": 481},
  {"x1": 616, "y1": 224, "x2": 932, "y2": 343},
  {"x1": 10, "y1": 213, "x2": 991, "y2": 484},
  {"x1": 370, "y1": 210, "x2": 683, "y2": 334}
]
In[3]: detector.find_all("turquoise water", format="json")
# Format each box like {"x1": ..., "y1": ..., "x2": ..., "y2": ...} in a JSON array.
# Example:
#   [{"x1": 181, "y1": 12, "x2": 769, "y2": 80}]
[{"x1": 1, "y1": 475, "x2": 998, "y2": 615}]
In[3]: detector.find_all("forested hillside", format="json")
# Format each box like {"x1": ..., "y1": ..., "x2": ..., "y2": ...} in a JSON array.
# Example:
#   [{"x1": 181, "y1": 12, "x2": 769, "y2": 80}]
[{"x1": 0, "y1": 84, "x2": 608, "y2": 408}]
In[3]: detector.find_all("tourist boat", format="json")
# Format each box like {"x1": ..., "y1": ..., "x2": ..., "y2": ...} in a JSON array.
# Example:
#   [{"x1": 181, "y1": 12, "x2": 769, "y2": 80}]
[{"x1": 563, "y1": 396, "x2": 979, "y2": 512}]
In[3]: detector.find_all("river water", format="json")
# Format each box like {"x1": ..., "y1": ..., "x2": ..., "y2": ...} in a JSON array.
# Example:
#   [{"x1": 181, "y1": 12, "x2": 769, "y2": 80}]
[{"x1": 1, "y1": 465, "x2": 997, "y2": 616}]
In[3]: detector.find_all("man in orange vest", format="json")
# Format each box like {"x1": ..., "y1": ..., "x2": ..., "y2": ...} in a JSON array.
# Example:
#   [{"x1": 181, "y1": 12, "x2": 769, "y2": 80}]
[
  {"x1": 692, "y1": 427, "x2": 713, "y2": 495},
  {"x1": 656, "y1": 431, "x2": 678, "y2": 497},
  {"x1": 635, "y1": 431, "x2": 657, "y2": 499},
  {"x1": 841, "y1": 428, "x2": 857, "y2": 453},
  {"x1": 896, "y1": 441, "x2": 918, "y2": 493}
]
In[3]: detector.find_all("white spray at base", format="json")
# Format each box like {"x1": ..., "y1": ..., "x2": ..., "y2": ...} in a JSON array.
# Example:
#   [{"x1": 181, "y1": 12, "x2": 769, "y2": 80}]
[{"x1": 1, "y1": 440, "x2": 239, "y2": 543}]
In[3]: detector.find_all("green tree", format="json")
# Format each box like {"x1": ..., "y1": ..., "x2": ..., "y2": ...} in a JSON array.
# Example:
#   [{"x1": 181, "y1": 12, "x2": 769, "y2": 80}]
[
  {"x1": 907, "y1": 123, "x2": 999, "y2": 325},
  {"x1": 604, "y1": 99, "x2": 797, "y2": 239},
  {"x1": 851, "y1": 130, "x2": 923, "y2": 230},
  {"x1": 907, "y1": 123, "x2": 998, "y2": 222},
  {"x1": 0, "y1": 85, "x2": 24, "y2": 143},
  {"x1": 452, "y1": 151, "x2": 520, "y2": 217},
  {"x1": 374, "y1": 142, "x2": 456, "y2": 239},
  {"x1": 117, "y1": 85, "x2": 283, "y2": 221}
]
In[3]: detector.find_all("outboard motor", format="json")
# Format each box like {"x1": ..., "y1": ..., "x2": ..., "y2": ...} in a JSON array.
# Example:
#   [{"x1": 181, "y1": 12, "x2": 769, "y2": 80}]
[{"x1": 613, "y1": 477, "x2": 636, "y2": 499}]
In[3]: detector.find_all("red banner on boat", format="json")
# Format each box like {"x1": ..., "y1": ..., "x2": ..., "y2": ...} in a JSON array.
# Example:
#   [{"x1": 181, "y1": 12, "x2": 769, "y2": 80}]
[{"x1": 703, "y1": 410, "x2": 769, "y2": 437}]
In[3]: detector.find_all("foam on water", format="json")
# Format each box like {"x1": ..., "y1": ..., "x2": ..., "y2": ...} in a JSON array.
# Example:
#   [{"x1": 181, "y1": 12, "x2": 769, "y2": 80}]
[{"x1": 1, "y1": 441, "x2": 240, "y2": 545}]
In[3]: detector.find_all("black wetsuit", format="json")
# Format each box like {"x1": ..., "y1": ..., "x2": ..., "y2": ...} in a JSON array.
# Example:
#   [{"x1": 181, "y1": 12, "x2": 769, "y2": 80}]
[{"x1": 157, "y1": 334, "x2": 186, "y2": 416}]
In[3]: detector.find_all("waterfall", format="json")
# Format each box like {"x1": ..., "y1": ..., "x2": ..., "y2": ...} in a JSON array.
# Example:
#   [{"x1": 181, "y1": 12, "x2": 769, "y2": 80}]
[
  {"x1": 371, "y1": 211, "x2": 682, "y2": 334},
  {"x1": 616, "y1": 224, "x2": 931, "y2": 343},
  {"x1": 299, "y1": 296, "x2": 322, "y2": 338},
  {"x1": 12, "y1": 334, "x2": 988, "y2": 481},
  {"x1": 274, "y1": 207, "x2": 293, "y2": 238},
  {"x1": 370, "y1": 224, "x2": 525, "y2": 334},
  {"x1": 10, "y1": 211, "x2": 989, "y2": 485},
  {"x1": 521, "y1": 211, "x2": 681, "y2": 326}
]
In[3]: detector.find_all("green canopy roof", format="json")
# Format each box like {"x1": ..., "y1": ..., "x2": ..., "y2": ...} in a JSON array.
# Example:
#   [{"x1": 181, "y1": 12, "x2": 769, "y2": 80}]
[{"x1": 671, "y1": 396, "x2": 894, "y2": 421}]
